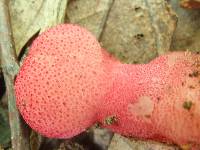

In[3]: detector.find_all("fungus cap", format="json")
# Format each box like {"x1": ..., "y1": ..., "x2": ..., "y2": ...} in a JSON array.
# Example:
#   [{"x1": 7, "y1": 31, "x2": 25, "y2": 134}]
[{"x1": 15, "y1": 24, "x2": 111, "y2": 138}]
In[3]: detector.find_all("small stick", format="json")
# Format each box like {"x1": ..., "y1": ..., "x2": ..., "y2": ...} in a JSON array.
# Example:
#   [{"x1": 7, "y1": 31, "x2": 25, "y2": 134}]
[{"x1": 0, "y1": 0, "x2": 30, "y2": 149}]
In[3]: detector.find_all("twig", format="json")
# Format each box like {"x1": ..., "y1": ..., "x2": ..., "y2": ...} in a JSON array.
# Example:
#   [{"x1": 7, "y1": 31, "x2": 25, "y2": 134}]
[{"x1": 0, "y1": 0, "x2": 30, "y2": 149}]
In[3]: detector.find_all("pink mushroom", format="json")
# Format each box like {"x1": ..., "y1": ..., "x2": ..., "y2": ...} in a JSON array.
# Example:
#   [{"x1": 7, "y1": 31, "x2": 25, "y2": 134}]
[{"x1": 15, "y1": 24, "x2": 200, "y2": 149}]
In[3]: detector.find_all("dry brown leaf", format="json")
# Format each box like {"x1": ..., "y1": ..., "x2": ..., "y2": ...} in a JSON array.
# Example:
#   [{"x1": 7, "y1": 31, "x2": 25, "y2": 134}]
[
  {"x1": 67, "y1": 0, "x2": 113, "y2": 39},
  {"x1": 100, "y1": 0, "x2": 177, "y2": 64}
]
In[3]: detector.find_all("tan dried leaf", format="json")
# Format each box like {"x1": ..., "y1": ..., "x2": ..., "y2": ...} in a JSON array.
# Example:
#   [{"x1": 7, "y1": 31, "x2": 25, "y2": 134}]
[
  {"x1": 9, "y1": 0, "x2": 68, "y2": 55},
  {"x1": 100, "y1": 0, "x2": 177, "y2": 64},
  {"x1": 108, "y1": 134, "x2": 179, "y2": 150},
  {"x1": 67, "y1": 0, "x2": 113, "y2": 39}
]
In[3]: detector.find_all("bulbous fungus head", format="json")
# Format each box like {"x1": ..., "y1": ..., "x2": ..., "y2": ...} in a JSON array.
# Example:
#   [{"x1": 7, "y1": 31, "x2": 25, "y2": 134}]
[{"x1": 15, "y1": 24, "x2": 110, "y2": 138}]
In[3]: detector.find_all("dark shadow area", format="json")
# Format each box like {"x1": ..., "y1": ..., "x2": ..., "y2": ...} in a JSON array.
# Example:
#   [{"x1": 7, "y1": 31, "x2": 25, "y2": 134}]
[{"x1": 0, "y1": 75, "x2": 6, "y2": 100}]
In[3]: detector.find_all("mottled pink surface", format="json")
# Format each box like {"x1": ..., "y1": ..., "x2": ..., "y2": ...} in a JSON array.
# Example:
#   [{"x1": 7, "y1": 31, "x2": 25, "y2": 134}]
[
  {"x1": 15, "y1": 24, "x2": 111, "y2": 138},
  {"x1": 102, "y1": 52, "x2": 200, "y2": 148},
  {"x1": 15, "y1": 24, "x2": 200, "y2": 149}
]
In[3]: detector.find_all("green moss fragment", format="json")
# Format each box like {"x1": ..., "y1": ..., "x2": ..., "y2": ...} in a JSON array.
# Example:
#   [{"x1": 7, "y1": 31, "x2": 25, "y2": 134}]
[
  {"x1": 104, "y1": 115, "x2": 118, "y2": 125},
  {"x1": 94, "y1": 122, "x2": 102, "y2": 128}
]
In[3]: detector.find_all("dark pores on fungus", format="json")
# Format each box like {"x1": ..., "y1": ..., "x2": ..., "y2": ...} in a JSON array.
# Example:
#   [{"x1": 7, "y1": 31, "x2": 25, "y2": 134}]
[{"x1": 15, "y1": 24, "x2": 200, "y2": 149}]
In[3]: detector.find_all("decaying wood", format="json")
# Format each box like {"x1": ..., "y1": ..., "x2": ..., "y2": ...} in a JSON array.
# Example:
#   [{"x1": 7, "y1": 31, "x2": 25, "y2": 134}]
[{"x1": 0, "y1": 0, "x2": 30, "y2": 149}]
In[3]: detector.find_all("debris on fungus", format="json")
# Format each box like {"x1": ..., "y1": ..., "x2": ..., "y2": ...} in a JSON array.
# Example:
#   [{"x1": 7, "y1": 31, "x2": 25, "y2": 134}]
[
  {"x1": 183, "y1": 101, "x2": 193, "y2": 111},
  {"x1": 103, "y1": 116, "x2": 118, "y2": 126}
]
